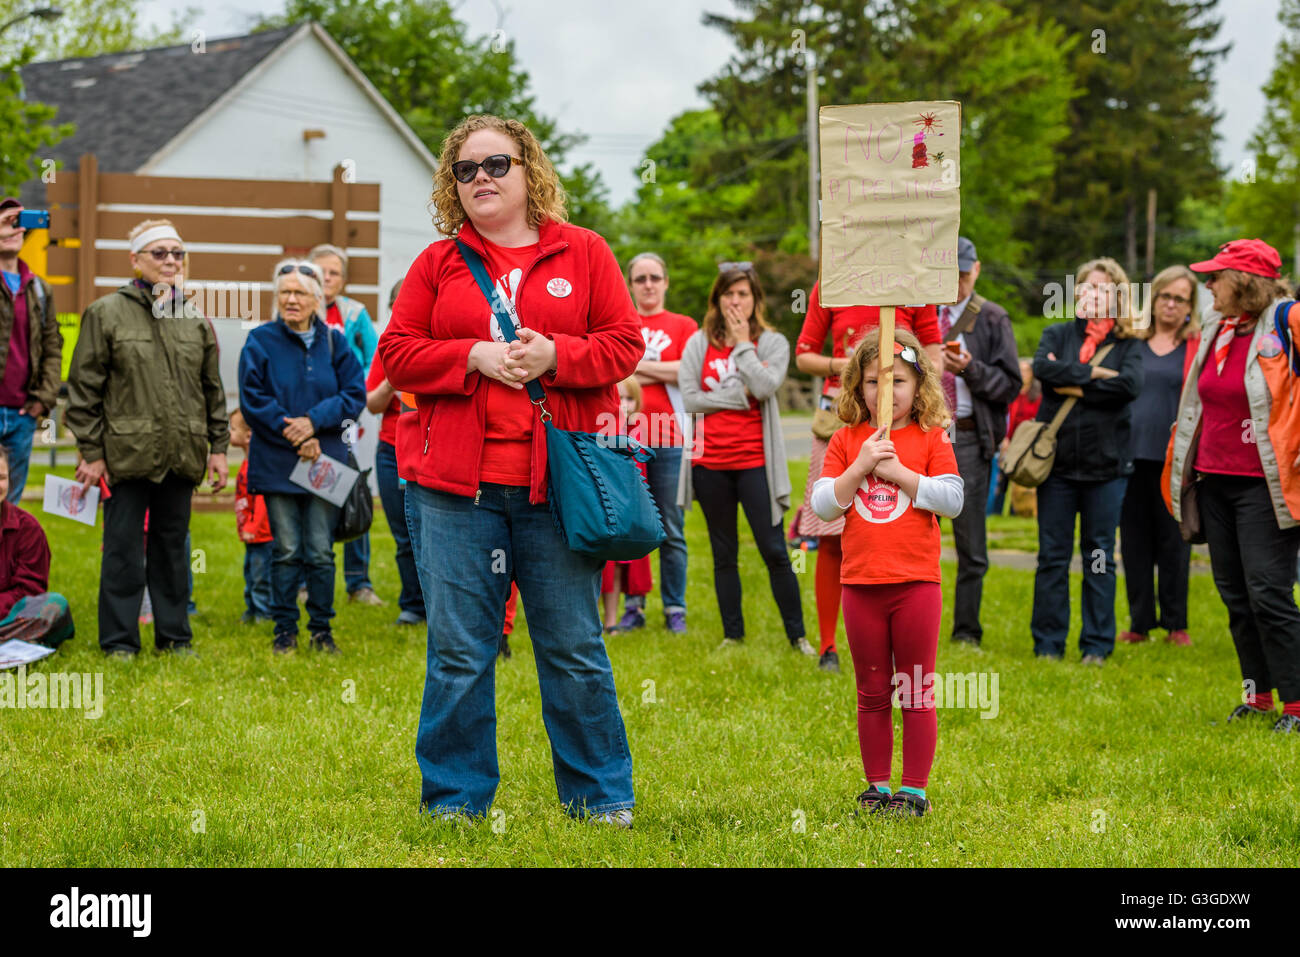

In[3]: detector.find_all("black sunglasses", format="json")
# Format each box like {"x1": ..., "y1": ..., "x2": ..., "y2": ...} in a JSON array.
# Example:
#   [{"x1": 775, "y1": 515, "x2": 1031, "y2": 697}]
[
  {"x1": 451, "y1": 154, "x2": 524, "y2": 184},
  {"x1": 146, "y1": 248, "x2": 186, "y2": 261},
  {"x1": 278, "y1": 264, "x2": 320, "y2": 280}
]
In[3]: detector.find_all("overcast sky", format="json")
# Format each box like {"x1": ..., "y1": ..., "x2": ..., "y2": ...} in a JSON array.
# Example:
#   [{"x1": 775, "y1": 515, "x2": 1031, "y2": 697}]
[{"x1": 140, "y1": 0, "x2": 1282, "y2": 206}]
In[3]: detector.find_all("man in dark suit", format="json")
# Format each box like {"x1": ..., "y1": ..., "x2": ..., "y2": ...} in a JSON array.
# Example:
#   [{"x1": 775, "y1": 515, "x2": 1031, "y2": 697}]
[{"x1": 938, "y1": 238, "x2": 1023, "y2": 646}]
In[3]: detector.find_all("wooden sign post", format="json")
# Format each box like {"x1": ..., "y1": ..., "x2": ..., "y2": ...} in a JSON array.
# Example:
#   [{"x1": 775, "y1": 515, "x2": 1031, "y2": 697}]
[{"x1": 818, "y1": 101, "x2": 962, "y2": 436}]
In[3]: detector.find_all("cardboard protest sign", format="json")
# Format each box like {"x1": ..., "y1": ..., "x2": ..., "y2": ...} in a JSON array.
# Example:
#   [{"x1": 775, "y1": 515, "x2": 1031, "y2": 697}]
[{"x1": 818, "y1": 101, "x2": 962, "y2": 308}]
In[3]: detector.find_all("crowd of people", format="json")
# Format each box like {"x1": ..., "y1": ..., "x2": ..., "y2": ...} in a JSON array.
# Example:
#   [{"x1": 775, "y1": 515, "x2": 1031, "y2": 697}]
[{"x1": 1, "y1": 110, "x2": 1298, "y2": 826}]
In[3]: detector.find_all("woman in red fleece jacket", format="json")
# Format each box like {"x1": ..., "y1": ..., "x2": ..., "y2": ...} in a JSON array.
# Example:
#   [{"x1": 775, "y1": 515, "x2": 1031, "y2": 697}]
[{"x1": 378, "y1": 114, "x2": 643, "y2": 828}]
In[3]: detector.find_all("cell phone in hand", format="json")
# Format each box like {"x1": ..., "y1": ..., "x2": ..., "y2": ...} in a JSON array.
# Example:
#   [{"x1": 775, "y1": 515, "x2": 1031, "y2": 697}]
[{"x1": 17, "y1": 210, "x2": 50, "y2": 230}]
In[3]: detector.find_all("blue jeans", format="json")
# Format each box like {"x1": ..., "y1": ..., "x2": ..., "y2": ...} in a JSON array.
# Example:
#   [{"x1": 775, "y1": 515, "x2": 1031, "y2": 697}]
[
  {"x1": 0, "y1": 406, "x2": 37, "y2": 503},
  {"x1": 243, "y1": 540, "x2": 273, "y2": 617},
  {"x1": 344, "y1": 532, "x2": 371, "y2": 593},
  {"x1": 633, "y1": 444, "x2": 687, "y2": 616},
  {"x1": 1031, "y1": 473, "x2": 1128, "y2": 658},
  {"x1": 265, "y1": 492, "x2": 340, "y2": 637},
  {"x1": 376, "y1": 441, "x2": 424, "y2": 616},
  {"x1": 407, "y1": 481, "x2": 634, "y2": 818}
]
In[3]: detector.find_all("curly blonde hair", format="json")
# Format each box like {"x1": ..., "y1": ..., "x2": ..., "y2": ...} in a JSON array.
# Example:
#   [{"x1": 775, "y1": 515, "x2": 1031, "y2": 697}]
[
  {"x1": 430, "y1": 115, "x2": 567, "y2": 235},
  {"x1": 835, "y1": 328, "x2": 951, "y2": 431}
]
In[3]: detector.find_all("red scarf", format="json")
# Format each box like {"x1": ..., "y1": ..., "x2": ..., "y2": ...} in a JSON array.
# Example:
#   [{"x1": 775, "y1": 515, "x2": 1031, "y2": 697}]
[
  {"x1": 1078, "y1": 318, "x2": 1115, "y2": 362},
  {"x1": 1213, "y1": 315, "x2": 1246, "y2": 375}
]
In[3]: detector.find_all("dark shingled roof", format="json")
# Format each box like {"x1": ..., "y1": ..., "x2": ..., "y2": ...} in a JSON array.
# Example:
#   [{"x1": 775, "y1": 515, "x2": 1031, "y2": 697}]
[{"x1": 18, "y1": 25, "x2": 301, "y2": 207}]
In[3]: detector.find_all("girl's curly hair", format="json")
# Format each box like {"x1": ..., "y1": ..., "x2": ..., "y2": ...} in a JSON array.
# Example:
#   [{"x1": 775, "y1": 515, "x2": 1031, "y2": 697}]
[
  {"x1": 835, "y1": 327, "x2": 951, "y2": 431},
  {"x1": 430, "y1": 115, "x2": 567, "y2": 235}
]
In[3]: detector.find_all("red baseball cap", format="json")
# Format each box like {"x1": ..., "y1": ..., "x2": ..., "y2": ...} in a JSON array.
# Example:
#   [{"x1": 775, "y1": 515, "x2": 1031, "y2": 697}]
[{"x1": 1189, "y1": 239, "x2": 1282, "y2": 279}]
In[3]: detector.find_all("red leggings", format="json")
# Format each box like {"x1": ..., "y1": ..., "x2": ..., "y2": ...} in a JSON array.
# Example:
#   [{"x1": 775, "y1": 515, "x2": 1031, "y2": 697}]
[
  {"x1": 842, "y1": 581, "x2": 941, "y2": 789},
  {"x1": 814, "y1": 536, "x2": 842, "y2": 654}
]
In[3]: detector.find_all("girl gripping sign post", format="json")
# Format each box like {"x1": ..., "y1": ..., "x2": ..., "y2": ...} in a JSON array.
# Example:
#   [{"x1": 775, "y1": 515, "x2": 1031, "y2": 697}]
[{"x1": 811, "y1": 329, "x2": 963, "y2": 817}]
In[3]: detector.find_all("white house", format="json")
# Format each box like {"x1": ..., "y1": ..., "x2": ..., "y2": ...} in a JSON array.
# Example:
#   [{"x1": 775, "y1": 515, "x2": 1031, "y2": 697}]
[{"x1": 21, "y1": 22, "x2": 441, "y2": 392}]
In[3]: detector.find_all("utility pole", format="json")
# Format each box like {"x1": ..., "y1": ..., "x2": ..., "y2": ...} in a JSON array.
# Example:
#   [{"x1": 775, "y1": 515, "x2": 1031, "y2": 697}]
[
  {"x1": 1145, "y1": 188, "x2": 1157, "y2": 281},
  {"x1": 806, "y1": 51, "x2": 819, "y2": 262}
]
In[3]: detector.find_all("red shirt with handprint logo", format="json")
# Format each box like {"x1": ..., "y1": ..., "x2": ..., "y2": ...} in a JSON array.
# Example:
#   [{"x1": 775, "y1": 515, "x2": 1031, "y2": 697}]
[
  {"x1": 695, "y1": 342, "x2": 765, "y2": 471},
  {"x1": 638, "y1": 310, "x2": 699, "y2": 446},
  {"x1": 820, "y1": 420, "x2": 958, "y2": 584}
]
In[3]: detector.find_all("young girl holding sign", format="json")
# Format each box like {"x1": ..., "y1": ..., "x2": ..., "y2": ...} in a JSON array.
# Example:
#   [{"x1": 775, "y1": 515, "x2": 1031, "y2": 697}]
[{"x1": 811, "y1": 329, "x2": 963, "y2": 817}]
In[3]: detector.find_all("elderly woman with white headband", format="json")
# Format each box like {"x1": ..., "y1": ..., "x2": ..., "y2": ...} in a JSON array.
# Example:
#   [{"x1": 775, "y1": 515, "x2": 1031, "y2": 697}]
[
  {"x1": 238, "y1": 259, "x2": 365, "y2": 655},
  {"x1": 67, "y1": 218, "x2": 230, "y2": 658}
]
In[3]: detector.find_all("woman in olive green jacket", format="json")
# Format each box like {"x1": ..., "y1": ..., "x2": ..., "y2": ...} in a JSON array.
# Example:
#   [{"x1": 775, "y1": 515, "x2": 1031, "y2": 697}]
[{"x1": 65, "y1": 219, "x2": 229, "y2": 657}]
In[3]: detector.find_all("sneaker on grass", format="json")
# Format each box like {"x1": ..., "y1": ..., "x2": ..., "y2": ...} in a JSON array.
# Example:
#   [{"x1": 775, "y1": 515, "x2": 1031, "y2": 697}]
[
  {"x1": 791, "y1": 637, "x2": 816, "y2": 657},
  {"x1": 855, "y1": 785, "x2": 891, "y2": 815},
  {"x1": 612, "y1": 608, "x2": 645, "y2": 632},
  {"x1": 1272, "y1": 714, "x2": 1300, "y2": 734},
  {"x1": 349, "y1": 586, "x2": 386, "y2": 607},
  {"x1": 310, "y1": 631, "x2": 339, "y2": 654},
  {"x1": 819, "y1": 649, "x2": 840, "y2": 673},
  {"x1": 584, "y1": 808, "x2": 633, "y2": 829},
  {"x1": 665, "y1": 611, "x2": 687, "y2": 634},
  {"x1": 272, "y1": 633, "x2": 298, "y2": 655},
  {"x1": 884, "y1": 791, "x2": 930, "y2": 817},
  {"x1": 1227, "y1": 703, "x2": 1273, "y2": 722}
]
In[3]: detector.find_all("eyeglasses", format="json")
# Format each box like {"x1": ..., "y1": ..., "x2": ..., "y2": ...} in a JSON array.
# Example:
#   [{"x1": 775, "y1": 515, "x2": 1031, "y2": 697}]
[
  {"x1": 278, "y1": 289, "x2": 313, "y2": 300},
  {"x1": 278, "y1": 264, "x2": 320, "y2": 280},
  {"x1": 631, "y1": 274, "x2": 665, "y2": 284},
  {"x1": 450, "y1": 154, "x2": 524, "y2": 184},
  {"x1": 718, "y1": 261, "x2": 753, "y2": 273},
  {"x1": 146, "y1": 248, "x2": 186, "y2": 261},
  {"x1": 1203, "y1": 272, "x2": 1220, "y2": 284},
  {"x1": 1156, "y1": 292, "x2": 1191, "y2": 306}
]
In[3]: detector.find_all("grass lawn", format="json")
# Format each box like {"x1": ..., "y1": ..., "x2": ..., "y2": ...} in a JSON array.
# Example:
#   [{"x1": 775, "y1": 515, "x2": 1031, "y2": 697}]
[{"x1": 3, "y1": 459, "x2": 1297, "y2": 867}]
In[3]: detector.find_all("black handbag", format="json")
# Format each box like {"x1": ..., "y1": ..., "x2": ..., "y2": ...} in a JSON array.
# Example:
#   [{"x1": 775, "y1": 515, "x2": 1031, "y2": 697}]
[{"x1": 334, "y1": 452, "x2": 373, "y2": 542}]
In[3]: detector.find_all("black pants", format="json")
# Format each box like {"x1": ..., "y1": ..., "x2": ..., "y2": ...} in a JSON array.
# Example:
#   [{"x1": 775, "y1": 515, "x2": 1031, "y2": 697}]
[
  {"x1": 1200, "y1": 473, "x2": 1300, "y2": 701},
  {"x1": 951, "y1": 432, "x2": 991, "y2": 640},
  {"x1": 692, "y1": 464, "x2": 804, "y2": 642},
  {"x1": 99, "y1": 471, "x2": 195, "y2": 653},
  {"x1": 1119, "y1": 458, "x2": 1190, "y2": 632}
]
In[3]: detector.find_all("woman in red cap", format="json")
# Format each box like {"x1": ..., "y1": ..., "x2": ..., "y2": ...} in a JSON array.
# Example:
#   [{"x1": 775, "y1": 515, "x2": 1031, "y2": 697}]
[{"x1": 1166, "y1": 239, "x2": 1300, "y2": 733}]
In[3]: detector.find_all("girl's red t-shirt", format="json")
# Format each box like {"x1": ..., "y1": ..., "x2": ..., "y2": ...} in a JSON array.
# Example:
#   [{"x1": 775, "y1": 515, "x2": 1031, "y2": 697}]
[
  {"x1": 695, "y1": 342, "x2": 765, "y2": 471},
  {"x1": 820, "y1": 420, "x2": 959, "y2": 585},
  {"x1": 478, "y1": 238, "x2": 541, "y2": 486}
]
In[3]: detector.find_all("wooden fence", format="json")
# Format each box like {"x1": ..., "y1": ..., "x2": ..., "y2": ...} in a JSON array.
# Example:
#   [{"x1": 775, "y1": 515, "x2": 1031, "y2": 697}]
[{"x1": 44, "y1": 153, "x2": 381, "y2": 319}]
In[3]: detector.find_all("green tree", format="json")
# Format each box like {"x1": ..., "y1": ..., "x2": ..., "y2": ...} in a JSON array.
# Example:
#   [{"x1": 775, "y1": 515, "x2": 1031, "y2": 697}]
[
  {"x1": 1226, "y1": 0, "x2": 1300, "y2": 278},
  {"x1": 620, "y1": 0, "x2": 1080, "y2": 346},
  {"x1": 253, "y1": 0, "x2": 612, "y2": 231},
  {"x1": 1007, "y1": 0, "x2": 1226, "y2": 283},
  {"x1": 0, "y1": 0, "x2": 197, "y2": 193}
]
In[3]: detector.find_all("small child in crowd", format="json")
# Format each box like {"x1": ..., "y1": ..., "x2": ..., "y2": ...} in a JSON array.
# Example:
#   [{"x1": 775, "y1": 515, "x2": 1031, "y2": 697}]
[
  {"x1": 601, "y1": 377, "x2": 653, "y2": 633},
  {"x1": 230, "y1": 408, "x2": 274, "y2": 624},
  {"x1": 811, "y1": 329, "x2": 963, "y2": 817}
]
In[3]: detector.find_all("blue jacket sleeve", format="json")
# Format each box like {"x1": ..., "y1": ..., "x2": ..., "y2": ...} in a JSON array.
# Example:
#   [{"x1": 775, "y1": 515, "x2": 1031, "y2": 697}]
[
  {"x1": 350, "y1": 307, "x2": 378, "y2": 371},
  {"x1": 306, "y1": 329, "x2": 366, "y2": 431},
  {"x1": 238, "y1": 338, "x2": 293, "y2": 448}
]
